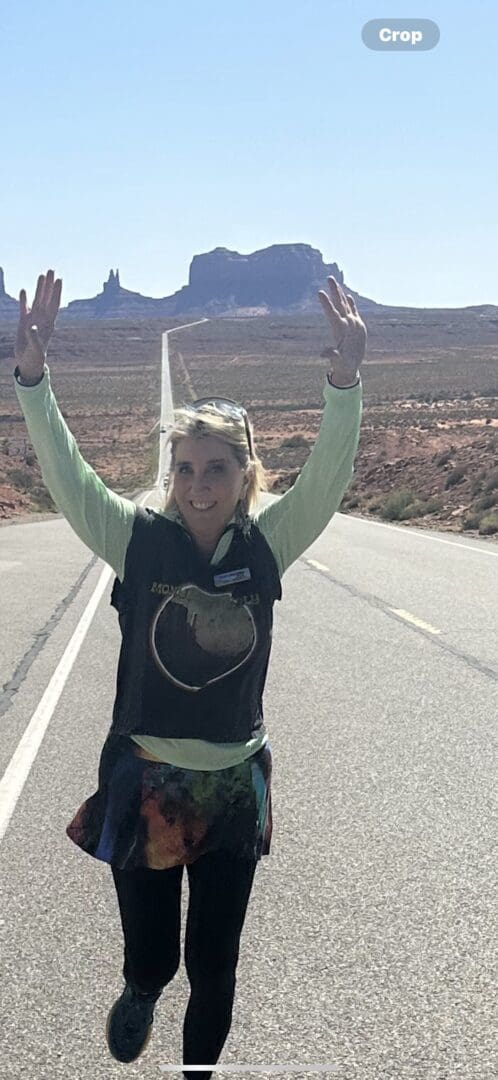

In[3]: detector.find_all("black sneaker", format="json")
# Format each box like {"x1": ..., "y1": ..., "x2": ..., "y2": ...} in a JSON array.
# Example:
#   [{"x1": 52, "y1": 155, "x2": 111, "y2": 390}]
[{"x1": 105, "y1": 982, "x2": 162, "y2": 1063}]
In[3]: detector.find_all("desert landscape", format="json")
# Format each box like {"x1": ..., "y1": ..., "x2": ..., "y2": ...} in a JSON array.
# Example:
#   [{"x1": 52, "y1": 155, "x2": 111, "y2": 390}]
[{"x1": 0, "y1": 306, "x2": 497, "y2": 539}]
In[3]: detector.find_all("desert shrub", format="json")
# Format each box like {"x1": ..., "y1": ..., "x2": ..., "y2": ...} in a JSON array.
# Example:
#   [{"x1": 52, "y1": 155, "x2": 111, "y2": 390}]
[
  {"x1": 462, "y1": 512, "x2": 481, "y2": 530},
  {"x1": 445, "y1": 466, "x2": 465, "y2": 489},
  {"x1": 425, "y1": 495, "x2": 445, "y2": 512},
  {"x1": 280, "y1": 434, "x2": 310, "y2": 448},
  {"x1": 474, "y1": 492, "x2": 498, "y2": 511},
  {"x1": 9, "y1": 468, "x2": 35, "y2": 492},
  {"x1": 365, "y1": 497, "x2": 384, "y2": 511},
  {"x1": 379, "y1": 491, "x2": 444, "y2": 521},
  {"x1": 398, "y1": 499, "x2": 430, "y2": 520},
  {"x1": 435, "y1": 449, "x2": 453, "y2": 466},
  {"x1": 381, "y1": 489, "x2": 419, "y2": 520},
  {"x1": 478, "y1": 512, "x2": 498, "y2": 535},
  {"x1": 469, "y1": 469, "x2": 498, "y2": 497},
  {"x1": 31, "y1": 487, "x2": 56, "y2": 511},
  {"x1": 483, "y1": 469, "x2": 498, "y2": 493}
]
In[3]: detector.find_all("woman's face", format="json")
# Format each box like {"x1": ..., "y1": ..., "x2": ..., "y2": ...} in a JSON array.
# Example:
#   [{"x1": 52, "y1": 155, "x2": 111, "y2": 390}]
[{"x1": 171, "y1": 435, "x2": 249, "y2": 553}]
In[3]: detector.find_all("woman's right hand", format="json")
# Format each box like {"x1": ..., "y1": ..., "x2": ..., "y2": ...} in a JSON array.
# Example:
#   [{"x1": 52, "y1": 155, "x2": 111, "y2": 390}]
[
  {"x1": 318, "y1": 276, "x2": 367, "y2": 382},
  {"x1": 14, "y1": 269, "x2": 63, "y2": 381}
]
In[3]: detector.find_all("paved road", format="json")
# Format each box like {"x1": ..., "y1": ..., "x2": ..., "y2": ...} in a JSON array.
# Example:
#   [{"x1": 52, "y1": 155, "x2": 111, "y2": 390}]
[{"x1": 0, "y1": 499, "x2": 497, "y2": 1079}]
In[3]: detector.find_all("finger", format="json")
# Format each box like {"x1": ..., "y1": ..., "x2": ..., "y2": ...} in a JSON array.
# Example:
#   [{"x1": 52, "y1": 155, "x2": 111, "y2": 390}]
[
  {"x1": 318, "y1": 289, "x2": 346, "y2": 339},
  {"x1": 47, "y1": 277, "x2": 62, "y2": 321},
  {"x1": 318, "y1": 297, "x2": 344, "y2": 341},
  {"x1": 335, "y1": 280, "x2": 352, "y2": 313},
  {"x1": 19, "y1": 288, "x2": 27, "y2": 319},
  {"x1": 32, "y1": 273, "x2": 46, "y2": 312},
  {"x1": 327, "y1": 276, "x2": 351, "y2": 318},
  {"x1": 346, "y1": 293, "x2": 359, "y2": 316},
  {"x1": 41, "y1": 269, "x2": 54, "y2": 308}
]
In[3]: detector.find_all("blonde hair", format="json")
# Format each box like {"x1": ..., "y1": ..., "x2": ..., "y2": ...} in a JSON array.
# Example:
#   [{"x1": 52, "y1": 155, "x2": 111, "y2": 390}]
[{"x1": 161, "y1": 402, "x2": 268, "y2": 516}]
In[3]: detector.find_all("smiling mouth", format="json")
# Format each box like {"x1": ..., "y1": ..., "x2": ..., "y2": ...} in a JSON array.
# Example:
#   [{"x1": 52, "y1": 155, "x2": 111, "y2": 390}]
[{"x1": 190, "y1": 501, "x2": 216, "y2": 511}]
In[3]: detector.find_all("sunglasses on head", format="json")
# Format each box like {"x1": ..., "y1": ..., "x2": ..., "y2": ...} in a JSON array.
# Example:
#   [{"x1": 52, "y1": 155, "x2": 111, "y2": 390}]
[{"x1": 189, "y1": 396, "x2": 254, "y2": 459}]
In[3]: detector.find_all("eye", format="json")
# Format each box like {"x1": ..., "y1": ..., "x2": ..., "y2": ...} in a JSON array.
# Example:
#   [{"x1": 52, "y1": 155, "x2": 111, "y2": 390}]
[
  {"x1": 177, "y1": 464, "x2": 191, "y2": 473},
  {"x1": 210, "y1": 464, "x2": 224, "y2": 472}
]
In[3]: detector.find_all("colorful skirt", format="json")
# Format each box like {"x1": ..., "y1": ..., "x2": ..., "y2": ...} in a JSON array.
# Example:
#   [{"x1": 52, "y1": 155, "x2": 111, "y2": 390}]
[{"x1": 66, "y1": 733, "x2": 273, "y2": 870}]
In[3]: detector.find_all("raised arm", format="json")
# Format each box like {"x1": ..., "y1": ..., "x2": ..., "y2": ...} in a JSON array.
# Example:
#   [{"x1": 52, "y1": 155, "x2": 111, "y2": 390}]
[
  {"x1": 255, "y1": 277, "x2": 367, "y2": 578},
  {"x1": 13, "y1": 269, "x2": 136, "y2": 580}
]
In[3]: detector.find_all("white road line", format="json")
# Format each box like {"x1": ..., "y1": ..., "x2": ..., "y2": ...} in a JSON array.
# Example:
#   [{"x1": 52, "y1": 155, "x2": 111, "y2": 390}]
[
  {"x1": 348, "y1": 514, "x2": 498, "y2": 558},
  {"x1": 1, "y1": 500, "x2": 494, "y2": 847},
  {"x1": 0, "y1": 561, "x2": 113, "y2": 845}
]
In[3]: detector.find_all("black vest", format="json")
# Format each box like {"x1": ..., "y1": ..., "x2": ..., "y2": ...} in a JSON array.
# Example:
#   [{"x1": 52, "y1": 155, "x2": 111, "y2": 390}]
[{"x1": 107, "y1": 507, "x2": 282, "y2": 742}]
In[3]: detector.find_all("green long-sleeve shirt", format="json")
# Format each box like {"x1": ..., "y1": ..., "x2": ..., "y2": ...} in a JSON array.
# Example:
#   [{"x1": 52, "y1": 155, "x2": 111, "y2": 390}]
[{"x1": 14, "y1": 362, "x2": 362, "y2": 770}]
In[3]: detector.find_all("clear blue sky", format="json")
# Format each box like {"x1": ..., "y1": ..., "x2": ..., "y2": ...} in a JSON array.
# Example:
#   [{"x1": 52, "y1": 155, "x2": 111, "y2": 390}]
[{"x1": 2, "y1": 0, "x2": 497, "y2": 308}]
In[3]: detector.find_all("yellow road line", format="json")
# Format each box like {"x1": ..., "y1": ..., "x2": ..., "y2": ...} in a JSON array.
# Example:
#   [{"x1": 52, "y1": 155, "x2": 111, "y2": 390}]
[
  {"x1": 306, "y1": 559, "x2": 331, "y2": 573},
  {"x1": 388, "y1": 608, "x2": 441, "y2": 634},
  {"x1": 305, "y1": 558, "x2": 442, "y2": 635}
]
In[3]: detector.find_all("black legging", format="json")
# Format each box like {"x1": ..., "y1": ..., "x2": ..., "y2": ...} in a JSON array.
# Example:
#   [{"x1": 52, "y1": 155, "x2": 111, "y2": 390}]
[{"x1": 111, "y1": 849, "x2": 258, "y2": 1080}]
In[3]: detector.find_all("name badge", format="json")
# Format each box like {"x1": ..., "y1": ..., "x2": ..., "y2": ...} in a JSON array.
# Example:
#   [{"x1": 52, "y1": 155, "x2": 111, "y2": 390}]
[{"x1": 213, "y1": 567, "x2": 252, "y2": 588}]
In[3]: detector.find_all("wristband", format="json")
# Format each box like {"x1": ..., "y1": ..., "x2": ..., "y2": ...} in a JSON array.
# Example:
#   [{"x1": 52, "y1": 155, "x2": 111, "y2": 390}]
[
  {"x1": 14, "y1": 364, "x2": 45, "y2": 387},
  {"x1": 327, "y1": 371, "x2": 360, "y2": 389}
]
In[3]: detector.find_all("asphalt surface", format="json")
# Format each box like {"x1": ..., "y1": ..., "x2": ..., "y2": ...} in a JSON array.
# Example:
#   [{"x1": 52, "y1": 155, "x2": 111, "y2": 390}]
[{"x1": 0, "y1": 498, "x2": 497, "y2": 1079}]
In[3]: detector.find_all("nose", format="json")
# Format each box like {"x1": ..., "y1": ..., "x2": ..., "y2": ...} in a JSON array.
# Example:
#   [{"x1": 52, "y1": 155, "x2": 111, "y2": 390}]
[{"x1": 189, "y1": 474, "x2": 212, "y2": 497}]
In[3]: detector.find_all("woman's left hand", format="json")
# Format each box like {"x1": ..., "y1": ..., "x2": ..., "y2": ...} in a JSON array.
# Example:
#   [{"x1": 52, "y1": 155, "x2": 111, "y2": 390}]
[{"x1": 318, "y1": 276, "x2": 367, "y2": 380}]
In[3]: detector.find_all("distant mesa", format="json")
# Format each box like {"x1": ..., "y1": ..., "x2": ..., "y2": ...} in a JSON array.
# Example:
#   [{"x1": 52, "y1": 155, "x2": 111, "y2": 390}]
[
  {"x1": 1, "y1": 245, "x2": 496, "y2": 321},
  {"x1": 0, "y1": 244, "x2": 383, "y2": 321},
  {"x1": 0, "y1": 266, "x2": 18, "y2": 318},
  {"x1": 172, "y1": 244, "x2": 382, "y2": 316}
]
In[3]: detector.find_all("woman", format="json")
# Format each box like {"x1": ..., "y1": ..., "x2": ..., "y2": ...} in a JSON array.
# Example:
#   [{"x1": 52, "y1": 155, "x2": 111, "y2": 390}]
[{"x1": 13, "y1": 269, "x2": 366, "y2": 1077}]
